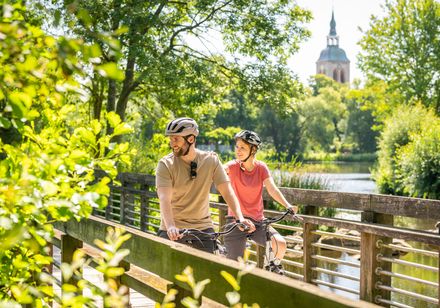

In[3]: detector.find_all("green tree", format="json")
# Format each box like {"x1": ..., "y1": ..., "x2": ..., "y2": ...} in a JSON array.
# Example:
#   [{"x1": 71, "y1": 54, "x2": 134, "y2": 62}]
[
  {"x1": 257, "y1": 104, "x2": 302, "y2": 160},
  {"x1": 358, "y1": 0, "x2": 440, "y2": 113},
  {"x1": 214, "y1": 90, "x2": 258, "y2": 131},
  {"x1": 298, "y1": 87, "x2": 347, "y2": 153},
  {"x1": 373, "y1": 104, "x2": 438, "y2": 196},
  {"x1": 345, "y1": 89, "x2": 380, "y2": 153},
  {"x1": 37, "y1": 0, "x2": 311, "y2": 122},
  {"x1": 0, "y1": 2, "x2": 133, "y2": 304}
]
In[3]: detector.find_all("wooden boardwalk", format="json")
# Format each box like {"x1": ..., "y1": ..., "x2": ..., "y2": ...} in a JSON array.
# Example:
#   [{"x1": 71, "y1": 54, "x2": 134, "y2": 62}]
[{"x1": 53, "y1": 245, "x2": 156, "y2": 308}]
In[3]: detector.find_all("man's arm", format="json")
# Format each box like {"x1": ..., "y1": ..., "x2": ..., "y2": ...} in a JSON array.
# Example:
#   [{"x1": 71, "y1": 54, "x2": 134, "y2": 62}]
[
  {"x1": 216, "y1": 182, "x2": 255, "y2": 232},
  {"x1": 157, "y1": 186, "x2": 180, "y2": 240}
]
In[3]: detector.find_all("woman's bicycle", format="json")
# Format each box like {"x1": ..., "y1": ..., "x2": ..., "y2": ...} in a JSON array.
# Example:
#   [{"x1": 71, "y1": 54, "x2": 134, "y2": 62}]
[
  {"x1": 178, "y1": 222, "x2": 249, "y2": 255},
  {"x1": 253, "y1": 209, "x2": 303, "y2": 275}
]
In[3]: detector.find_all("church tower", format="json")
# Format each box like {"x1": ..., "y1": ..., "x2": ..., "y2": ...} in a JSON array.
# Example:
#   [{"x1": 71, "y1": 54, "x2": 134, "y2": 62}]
[{"x1": 316, "y1": 11, "x2": 350, "y2": 83}]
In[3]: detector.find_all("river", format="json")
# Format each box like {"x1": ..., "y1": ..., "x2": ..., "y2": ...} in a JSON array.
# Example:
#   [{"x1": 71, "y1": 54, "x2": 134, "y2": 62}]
[{"x1": 296, "y1": 162, "x2": 438, "y2": 307}]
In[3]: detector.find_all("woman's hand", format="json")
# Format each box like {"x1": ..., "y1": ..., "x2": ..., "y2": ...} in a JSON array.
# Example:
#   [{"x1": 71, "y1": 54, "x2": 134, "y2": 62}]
[{"x1": 239, "y1": 218, "x2": 256, "y2": 233}]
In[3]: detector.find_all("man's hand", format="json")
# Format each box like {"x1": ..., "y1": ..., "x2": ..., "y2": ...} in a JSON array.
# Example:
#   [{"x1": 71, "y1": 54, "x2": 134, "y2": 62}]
[
  {"x1": 239, "y1": 219, "x2": 256, "y2": 233},
  {"x1": 167, "y1": 226, "x2": 181, "y2": 241}
]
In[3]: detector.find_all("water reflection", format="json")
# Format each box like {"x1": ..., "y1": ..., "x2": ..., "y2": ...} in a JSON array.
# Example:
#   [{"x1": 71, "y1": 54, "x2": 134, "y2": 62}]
[{"x1": 317, "y1": 251, "x2": 360, "y2": 300}]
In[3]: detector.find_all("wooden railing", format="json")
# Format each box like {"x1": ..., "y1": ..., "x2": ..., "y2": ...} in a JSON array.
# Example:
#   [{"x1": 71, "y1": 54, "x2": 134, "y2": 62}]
[
  {"x1": 53, "y1": 216, "x2": 378, "y2": 307},
  {"x1": 91, "y1": 172, "x2": 440, "y2": 307}
]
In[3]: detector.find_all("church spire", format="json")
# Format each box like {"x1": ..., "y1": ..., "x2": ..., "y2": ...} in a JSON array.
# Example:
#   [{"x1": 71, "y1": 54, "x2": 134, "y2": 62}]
[
  {"x1": 329, "y1": 10, "x2": 337, "y2": 36},
  {"x1": 327, "y1": 10, "x2": 339, "y2": 47}
]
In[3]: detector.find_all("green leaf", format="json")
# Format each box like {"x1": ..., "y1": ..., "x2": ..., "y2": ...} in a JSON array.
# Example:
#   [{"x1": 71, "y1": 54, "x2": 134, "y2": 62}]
[
  {"x1": 0, "y1": 117, "x2": 11, "y2": 129},
  {"x1": 40, "y1": 180, "x2": 59, "y2": 196},
  {"x1": 107, "y1": 112, "x2": 121, "y2": 128},
  {"x1": 96, "y1": 62, "x2": 125, "y2": 81},
  {"x1": 91, "y1": 119, "x2": 102, "y2": 135},
  {"x1": 113, "y1": 123, "x2": 133, "y2": 136},
  {"x1": 104, "y1": 267, "x2": 125, "y2": 278},
  {"x1": 221, "y1": 271, "x2": 240, "y2": 291},
  {"x1": 193, "y1": 279, "x2": 210, "y2": 299}
]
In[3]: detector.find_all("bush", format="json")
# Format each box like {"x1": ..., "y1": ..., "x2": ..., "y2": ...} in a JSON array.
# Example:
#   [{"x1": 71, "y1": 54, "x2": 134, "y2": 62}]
[
  {"x1": 396, "y1": 121, "x2": 440, "y2": 199},
  {"x1": 374, "y1": 105, "x2": 440, "y2": 198}
]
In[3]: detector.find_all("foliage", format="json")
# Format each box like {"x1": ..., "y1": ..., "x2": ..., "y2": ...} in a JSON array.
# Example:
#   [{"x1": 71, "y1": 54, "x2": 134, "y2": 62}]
[
  {"x1": 344, "y1": 92, "x2": 379, "y2": 154},
  {"x1": 358, "y1": 0, "x2": 440, "y2": 114},
  {"x1": 303, "y1": 152, "x2": 377, "y2": 162},
  {"x1": 205, "y1": 126, "x2": 242, "y2": 148},
  {"x1": 257, "y1": 104, "x2": 302, "y2": 160},
  {"x1": 308, "y1": 74, "x2": 342, "y2": 96},
  {"x1": 37, "y1": 0, "x2": 312, "y2": 123},
  {"x1": 298, "y1": 86, "x2": 347, "y2": 153},
  {"x1": 374, "y1": 104, "x2": 439, "y2": 197},
  {"x1": 347, "y1": 80, "x2": 402, "y2": 131},
  {"x1": 267, "y1": 163, "x2": 335, "y2": 220},
  {"x1": 396, "y1": 117, "x2": 440, "y2": 199},
  {"x1": 56, "y1": 228, "x2": 131, "y2": 307},
  {"x1": 0, "y1": 1, "x2": 133, "y2": 305},
  {"x1": 130, "y1": 133, "x2": 170, "y2": 174},
  {"x1": 214, "y1": 90, "x2": 259, "y2": 133},
  {"x1": 158, "y1": 260, "x2": 258, "y2": 308}
]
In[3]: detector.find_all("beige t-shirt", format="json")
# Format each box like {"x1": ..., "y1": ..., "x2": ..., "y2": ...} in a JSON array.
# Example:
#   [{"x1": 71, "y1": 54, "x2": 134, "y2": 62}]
[{"x1": 156, "y1": 149, "x2": 229, "y2": 230}]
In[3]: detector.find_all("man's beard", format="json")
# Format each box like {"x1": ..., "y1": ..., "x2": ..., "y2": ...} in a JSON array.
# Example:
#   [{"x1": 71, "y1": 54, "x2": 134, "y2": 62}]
[{"x1": 173, "y1": 144, "x2": 188, "y2": 157}]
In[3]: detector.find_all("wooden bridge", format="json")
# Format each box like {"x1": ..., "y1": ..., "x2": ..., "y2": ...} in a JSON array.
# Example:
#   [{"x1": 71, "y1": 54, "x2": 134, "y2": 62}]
[{"x1": 52, "y1": 172, "x2": 440, "y2": 307}]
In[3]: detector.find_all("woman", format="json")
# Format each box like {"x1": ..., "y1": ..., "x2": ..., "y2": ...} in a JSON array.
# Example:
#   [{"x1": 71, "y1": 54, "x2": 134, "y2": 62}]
[{"x1": 223, "y1": 130, "x2": 298, "y2": 273}]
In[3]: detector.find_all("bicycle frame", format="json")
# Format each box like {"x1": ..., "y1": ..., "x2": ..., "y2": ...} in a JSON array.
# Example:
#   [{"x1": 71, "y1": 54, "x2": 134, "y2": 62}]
[
  {"x1": 258, "y1": 210, "x2": 301, "y2": 273},
  {"x1": 179, "y1": 222, "x2": 248, "y2": 255}
]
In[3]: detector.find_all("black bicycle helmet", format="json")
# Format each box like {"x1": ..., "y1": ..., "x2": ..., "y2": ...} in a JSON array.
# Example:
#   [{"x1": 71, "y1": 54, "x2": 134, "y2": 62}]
[
  {"x1": 165, "y1": 117, "x2": 199, "y2": 137},
  {"x1": 234, "y1": 130, "x2": 261, "y2": 147}
]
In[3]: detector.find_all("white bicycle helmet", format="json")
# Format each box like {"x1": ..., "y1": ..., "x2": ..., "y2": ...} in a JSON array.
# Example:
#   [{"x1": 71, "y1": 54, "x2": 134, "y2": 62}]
[
  {"x1": 165, "y1": 117, "x2": 199, "y2": 137},
  {"x1": 234, "y1": 130, "x2": 261, "y2": 147}
]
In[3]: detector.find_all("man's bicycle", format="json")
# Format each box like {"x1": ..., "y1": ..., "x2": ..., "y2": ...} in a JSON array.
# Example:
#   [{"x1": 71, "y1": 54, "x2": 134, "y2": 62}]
[
  {"x1": 252, "y1": 209, "x2": 303, "y2": 275},
  {"x1": 178, "y1": 222, "x2": 249, "y2": 255}
]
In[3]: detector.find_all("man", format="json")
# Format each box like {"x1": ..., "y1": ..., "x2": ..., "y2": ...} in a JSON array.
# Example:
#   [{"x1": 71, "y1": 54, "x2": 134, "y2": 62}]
[{"x1": 156, "y1": 117, "x2": 255, "y2": 252}]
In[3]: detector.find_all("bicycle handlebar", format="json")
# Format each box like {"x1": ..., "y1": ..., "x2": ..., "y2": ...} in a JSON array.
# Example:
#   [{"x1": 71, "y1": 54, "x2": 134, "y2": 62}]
[
  {"x1": 179, "y1": 222, "x2": 249, "y2": 239},
  {"x1": 261, "y1": 209, "x2": 302, "y2": 227}
]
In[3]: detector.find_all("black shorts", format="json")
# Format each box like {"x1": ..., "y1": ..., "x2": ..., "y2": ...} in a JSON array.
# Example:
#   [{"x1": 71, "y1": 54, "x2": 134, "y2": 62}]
[
  {"x1": 157, "y1": 228, "x2": 216, "y2": 253},
  {"x1": 223, "y1": 217, "x2": 278, "y2": 261}
]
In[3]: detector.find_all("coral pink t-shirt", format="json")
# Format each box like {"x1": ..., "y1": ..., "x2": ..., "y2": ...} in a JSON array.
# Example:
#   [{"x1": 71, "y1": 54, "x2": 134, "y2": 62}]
[{"x1": 225, "y1": 160, "x2": 270, "y2": 221}]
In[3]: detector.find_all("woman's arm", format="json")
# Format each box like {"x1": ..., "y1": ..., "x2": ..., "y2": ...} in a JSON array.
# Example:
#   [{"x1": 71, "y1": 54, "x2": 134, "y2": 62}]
[
  {"x1": 263, "y1": 177, "x2": 298, "y2": 213},
  {"x1": 216, "y1": 181, "x2": 256, "y2": 232}
]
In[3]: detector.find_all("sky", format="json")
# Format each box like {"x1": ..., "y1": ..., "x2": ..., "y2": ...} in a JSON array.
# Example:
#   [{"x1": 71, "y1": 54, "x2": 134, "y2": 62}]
[{"x1": 289, "y1": 0, "x2": 386, "y2": 84}]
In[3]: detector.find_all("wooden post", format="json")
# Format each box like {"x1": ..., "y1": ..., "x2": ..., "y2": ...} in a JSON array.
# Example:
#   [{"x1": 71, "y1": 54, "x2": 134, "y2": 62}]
[
  {"x1": 359, "y1": 232, "x2": 380, "y2": 303},
  {"x1": 120, "y1": 189, "x2": 126, "y2": 225},
  {"x1": 61, "y1": 234, "x2": 83, "y2": 292},
  {"x1": 436, "y1": 221, "x2": 440, "y2": 306},
  {"x1": 105, "y1": 191, "x2": 113, "y2": 220},
  {"x1": 256, "y1": 245, "x2": 265, "y2": 269},
  {"x1": 140, "y1": 185, "x2": 150, "y2": 232},
  {"x1": 361, "y1": 211, "x2": 393, "y2": 306},
  {"x1": 303, "y1": 205, "x2": 318, "y2": 284},
  {"x1": 219, "y1": 208, "x2": 227, "y2": 231}
]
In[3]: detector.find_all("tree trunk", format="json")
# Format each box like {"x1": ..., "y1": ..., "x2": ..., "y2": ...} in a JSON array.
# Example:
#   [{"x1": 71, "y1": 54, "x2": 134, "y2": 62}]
[{"x1": 115, "y1": 50, "x2": 136, "y2": 122}]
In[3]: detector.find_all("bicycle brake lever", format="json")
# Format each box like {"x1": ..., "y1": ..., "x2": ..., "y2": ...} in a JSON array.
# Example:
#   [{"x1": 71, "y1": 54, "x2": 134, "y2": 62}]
[
  {"x1": 237, "y1": 222, "x2": 250, "y2": 232},
  {"x1": 292, "y1": 214, "x2": 304, "y2": 222}
]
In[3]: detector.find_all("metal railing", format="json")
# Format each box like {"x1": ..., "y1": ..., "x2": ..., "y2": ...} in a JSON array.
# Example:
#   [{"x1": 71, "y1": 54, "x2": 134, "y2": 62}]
[{"x1": 91, "y1": 172, "x2": 440, "y2": 307}]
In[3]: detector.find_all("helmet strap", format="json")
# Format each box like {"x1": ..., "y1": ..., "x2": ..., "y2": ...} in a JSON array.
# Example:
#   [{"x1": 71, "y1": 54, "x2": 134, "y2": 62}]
[
  {"x1": 240, "y1": 146, "x2": 255, "y2": 164},
  {"x1": 182, "y1": 135, "x2": 194, "y2": 156}
]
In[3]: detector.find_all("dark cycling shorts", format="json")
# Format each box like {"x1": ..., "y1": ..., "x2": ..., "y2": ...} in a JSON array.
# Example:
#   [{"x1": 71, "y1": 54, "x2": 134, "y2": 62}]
[
  {"x1": 157, "y1": 228, "x2": 216, "y2": 253},
  {"x1": 223, "y1": 217, "x2": 279, "y2": 261}
]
